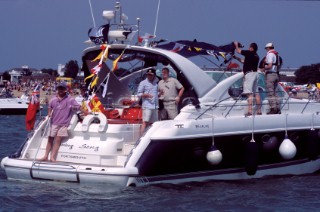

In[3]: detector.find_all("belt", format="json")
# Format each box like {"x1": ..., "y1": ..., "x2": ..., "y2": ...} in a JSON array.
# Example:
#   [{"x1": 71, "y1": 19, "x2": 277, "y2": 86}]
[
  {"x1": 266, "y1": 71, "x2": 277, "y2": 75},
  {"x1": 245, "y1": 70, "x2": 255, "y2": 75}
]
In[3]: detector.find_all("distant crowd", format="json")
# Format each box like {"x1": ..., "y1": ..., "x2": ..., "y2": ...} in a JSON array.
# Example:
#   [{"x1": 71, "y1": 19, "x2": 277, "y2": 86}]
[{"x1": 1, "y1": 80, "x2": 82, "y2": 104}]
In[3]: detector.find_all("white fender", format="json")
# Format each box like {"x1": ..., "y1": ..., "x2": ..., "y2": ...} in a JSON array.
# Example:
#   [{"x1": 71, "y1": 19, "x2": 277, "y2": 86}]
[{"x1": 82, "y1": 113, "x2": 108, "y2": 133}]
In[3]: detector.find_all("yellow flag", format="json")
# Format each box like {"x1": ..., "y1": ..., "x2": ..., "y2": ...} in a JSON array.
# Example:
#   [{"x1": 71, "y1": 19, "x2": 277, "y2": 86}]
[
  {"x1": 112, "y1": 52, "x2": 124, "y2": 71},
  {"x1": 81, "y1": 100, "x2": 89, "y2": 112},
  {"x1": 84, "y1": 73, "x2": 95, "y2": 82},
  {"x1": 90, "y1": 76, "x2": 99, "y2": 88},
  {"x1": 92, "y1": 44, "x2": 108, "y2": 62},
  {"x1": 92, "y1": 51, "x2": 103, "y2": 62},
  {"x1": 219, "y1": 52, "x2": 226, "y2": 60}
]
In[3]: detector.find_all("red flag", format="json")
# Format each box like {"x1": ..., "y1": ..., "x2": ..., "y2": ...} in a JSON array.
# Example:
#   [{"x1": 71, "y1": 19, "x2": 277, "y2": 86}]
[
  {"x1": 138, "y1": 33, "x2": 155, "y2": 43},
  {"x1": 26, "y1": 84, "x2": 40, "y2": 131}
]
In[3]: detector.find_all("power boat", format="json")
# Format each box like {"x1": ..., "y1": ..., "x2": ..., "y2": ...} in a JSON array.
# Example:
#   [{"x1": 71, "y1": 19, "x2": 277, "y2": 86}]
[
  {"x1": 0, "y1": 88, "x2": 30, "y2": 115},
  {"x1": 0, "y1": 87, "x2": 43, "y2": 115},
  {"x1": 2, "y1": 2, "x2": 320, "y2": 187}
]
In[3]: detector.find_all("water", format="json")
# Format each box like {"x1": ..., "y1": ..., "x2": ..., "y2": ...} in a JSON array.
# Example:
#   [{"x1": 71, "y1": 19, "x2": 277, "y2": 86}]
[{"x1": 1, "y1": 108, "x2": 320, "y2": 211}]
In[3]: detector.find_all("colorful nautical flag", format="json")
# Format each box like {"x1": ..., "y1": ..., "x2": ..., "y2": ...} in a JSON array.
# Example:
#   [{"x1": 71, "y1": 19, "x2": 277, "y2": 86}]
[
  {"x1": 85, "y1": 45, "x2": 109, "y2": 90},
  {"x1": 156, "y1": 40, "x2": 236, "y2": 59},
  {"x1": 138, "y1": 33, "x2": 155, "y2": 43},
  {"x1": 26, "y1": 84, "x2": 41, "y2": 131},
  {"x1": 171, "y1": 43, "x2": 185, "y2": 52},
  {"x1": 92, "y1": 45, "x2": 108, "y2": 62},
  {"x1": 88, "y1": 24, "x2": 110, "y2": 45},
  {"x1": 82, "y1": 94, "x2": 105, "y2": 113},
  {"x1": 112, "y1": 52, "x2": 124, "y2": 71}
]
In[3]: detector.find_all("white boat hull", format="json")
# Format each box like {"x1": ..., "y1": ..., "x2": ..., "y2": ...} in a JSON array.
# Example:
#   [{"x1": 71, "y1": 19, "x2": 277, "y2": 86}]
[{"x1": 2, "y1": 156, "x2": 320, "y2": 187}]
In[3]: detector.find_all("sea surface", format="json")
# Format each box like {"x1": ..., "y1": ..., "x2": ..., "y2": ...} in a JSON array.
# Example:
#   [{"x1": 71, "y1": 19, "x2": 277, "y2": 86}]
[{"x1": 1, "y1": 107, "x2": 320, "y2": 211}]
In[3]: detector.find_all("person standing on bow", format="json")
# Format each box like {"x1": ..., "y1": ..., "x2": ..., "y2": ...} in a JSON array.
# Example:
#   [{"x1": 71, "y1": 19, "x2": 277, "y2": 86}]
[
  {"x1": 39, "y1": 82, "x2": 81, "y2": 162},
  {"x1": 263, "y1": 42, "x2": 281, "y2": 114},
  {"x1": 75, "y1": 85, "x2": 88, "y2": 105},
  {"x1": 137, "y1": 68, "x2": 159, "y2": 135},
  {"x1": 158, "y1": 67, "x2": 184, "y2": 120},
  {"x1": 234, "y1": 41, "x2": 261, "y2": 116}
]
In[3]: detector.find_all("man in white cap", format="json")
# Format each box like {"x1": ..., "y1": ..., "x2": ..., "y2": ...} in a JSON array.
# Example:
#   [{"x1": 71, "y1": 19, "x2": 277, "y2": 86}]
[{"x1": 264, "y1": 42, "x2": 281, "y2": 114}]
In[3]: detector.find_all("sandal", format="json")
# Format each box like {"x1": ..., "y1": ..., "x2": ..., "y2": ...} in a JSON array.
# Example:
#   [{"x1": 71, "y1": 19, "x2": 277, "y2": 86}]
[{"x1": 245, "y1": 112, "x2": 252, "y2": 117}]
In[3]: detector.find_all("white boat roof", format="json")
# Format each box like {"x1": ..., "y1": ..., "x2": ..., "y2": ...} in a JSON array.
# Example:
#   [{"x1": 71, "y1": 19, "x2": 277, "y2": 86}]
[{"x1": 82, "y1": 44, "x2": 217, "y2": 98}]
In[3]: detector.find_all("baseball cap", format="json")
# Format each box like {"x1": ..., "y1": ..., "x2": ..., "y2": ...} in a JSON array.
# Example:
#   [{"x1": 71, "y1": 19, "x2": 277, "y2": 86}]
[
  {"x1": 80, "y1": 85, "x2": 87, "y2": 90},
  {"x1": 265, "y1": 43, "x2": 274, "y2": 49},
  {"x1": 146, "y1": 68, "x2": 156, "y2": 75},
  {"x1": 57, "y1": 82, "x2": 67, "y2": 89}
]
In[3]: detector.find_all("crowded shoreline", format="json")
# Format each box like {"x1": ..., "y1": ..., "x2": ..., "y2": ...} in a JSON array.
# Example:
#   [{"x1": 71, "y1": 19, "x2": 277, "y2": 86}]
[
  {"x1": 5, "y1": 82, "x2": 81, "y2": 105},
  {"x1": 11, "y1": 88, "x2": 81, "y2": 105}
]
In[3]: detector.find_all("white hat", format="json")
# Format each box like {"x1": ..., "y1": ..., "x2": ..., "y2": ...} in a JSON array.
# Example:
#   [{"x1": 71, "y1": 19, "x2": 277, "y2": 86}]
[{"x1": 265, "y1": 43, "x2": 274, "y2": 49}]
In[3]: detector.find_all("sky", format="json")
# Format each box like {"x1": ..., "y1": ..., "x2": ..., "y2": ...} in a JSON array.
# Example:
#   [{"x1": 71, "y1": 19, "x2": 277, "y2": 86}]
[{"x1": 0, "y1": 0, "x2": 319, "y2": 72}]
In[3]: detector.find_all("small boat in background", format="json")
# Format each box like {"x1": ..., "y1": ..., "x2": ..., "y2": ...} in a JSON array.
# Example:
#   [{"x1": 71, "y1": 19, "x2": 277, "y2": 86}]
[{"x1": 0, "y1": 86, "x2": 30, "y2": 115}]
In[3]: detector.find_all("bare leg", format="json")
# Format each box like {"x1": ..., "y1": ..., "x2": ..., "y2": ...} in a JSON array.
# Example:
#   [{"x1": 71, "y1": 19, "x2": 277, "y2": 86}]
[
  {"x1": 38, "y1": 136, "x2": 54, "y2": 161},
  {"x1": 255, "y1": 93, "x2": 262, "y2": 114},
  {"x1": 140, "y1": 121, "x2": 149, "y2": 136},
  {"x1": 247, "y1": 94, "x2": 253, "y2": 114},
  {"x1": 50, "y1": 136, "x2": 63, "y2": 162}
]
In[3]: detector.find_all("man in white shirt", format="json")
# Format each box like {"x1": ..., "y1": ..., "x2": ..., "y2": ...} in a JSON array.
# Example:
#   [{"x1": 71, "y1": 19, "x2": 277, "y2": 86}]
[{"x1": 264, "y1": 42, "x2": 281, "y2": 114}]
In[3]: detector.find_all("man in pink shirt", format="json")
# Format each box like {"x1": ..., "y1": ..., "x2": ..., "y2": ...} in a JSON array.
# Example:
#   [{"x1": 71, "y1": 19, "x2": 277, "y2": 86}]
[{"x1": 39, "y1": 82, "x2": 80, "y2": 162}]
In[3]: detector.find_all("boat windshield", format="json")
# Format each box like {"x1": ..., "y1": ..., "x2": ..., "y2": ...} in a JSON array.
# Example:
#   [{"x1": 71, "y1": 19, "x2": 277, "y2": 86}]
[{"x1": 82, "y1": 48, "x2": 190, "y2": 108}]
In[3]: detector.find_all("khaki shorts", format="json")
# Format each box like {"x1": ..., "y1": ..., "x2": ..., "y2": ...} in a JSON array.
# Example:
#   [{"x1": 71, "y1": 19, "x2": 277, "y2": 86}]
[
  {"x1": 243, "y1": 72, "x2": 257, "y2": 94},
  {"x1": 48, "y1": 125, "x2": 69, "y2": 137},
  {"x1": 160, "y1": 101, "x2": 178, "y2": 120},
  {"x1": 142, "y1": 108, "x2": 158, "y2": 123}
]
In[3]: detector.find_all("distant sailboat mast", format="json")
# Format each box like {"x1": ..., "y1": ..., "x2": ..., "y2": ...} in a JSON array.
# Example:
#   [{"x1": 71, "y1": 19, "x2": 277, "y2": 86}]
[
  {"x1": 88, "y1": 0, "x2": 96, "y2": 27},
  {"x1": 153, "y1": 0, "x2": 161, "y2": 40}
]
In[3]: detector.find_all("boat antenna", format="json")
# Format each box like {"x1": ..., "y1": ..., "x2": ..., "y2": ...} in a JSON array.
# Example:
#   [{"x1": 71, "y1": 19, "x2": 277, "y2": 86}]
[
  {"x1": 153, "y1": 0, "x2": 161, "y2": 38},
  {"x1": 88, "y1": 0, "x2": 96, "y2": 27}
]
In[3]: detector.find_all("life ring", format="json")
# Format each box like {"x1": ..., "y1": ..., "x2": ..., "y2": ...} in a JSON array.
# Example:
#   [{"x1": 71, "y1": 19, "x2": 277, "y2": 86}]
[{"x1": 82, "y1": 112, "x2": 108, "y2": 133}]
